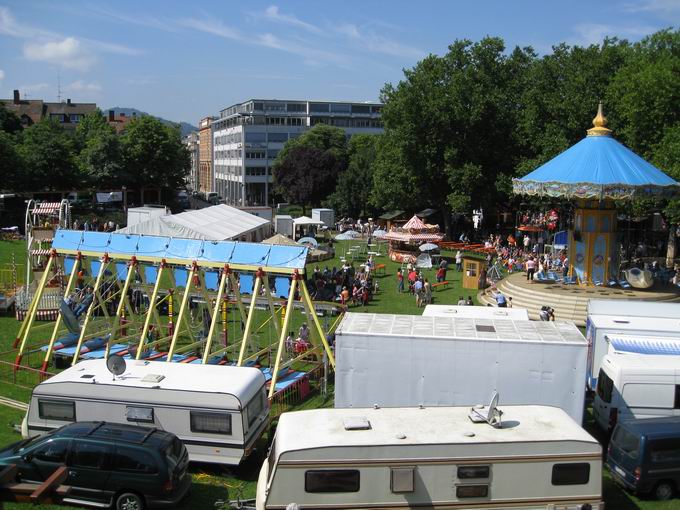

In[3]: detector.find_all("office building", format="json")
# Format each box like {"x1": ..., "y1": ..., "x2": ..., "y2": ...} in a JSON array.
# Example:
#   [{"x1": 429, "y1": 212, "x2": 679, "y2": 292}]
[
  {"x1": 198, "y1": 116, "x2": 215, "y2": 193},
  {"x1": 184, "y1": 132, "x2": 200, "y2": 191},
  {"x1": 212, "y1": 99, "x2": 383, "y2": 206}
]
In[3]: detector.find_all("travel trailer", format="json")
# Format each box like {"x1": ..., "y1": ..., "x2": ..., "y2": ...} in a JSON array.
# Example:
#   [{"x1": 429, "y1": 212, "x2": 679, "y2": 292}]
[
  {"x1": 23, "y1": 359, "x2": 269, "y2": 465},
  {"x1": 593, "y1": 353, "x2": 680, "y2": 433},
  {"x1": 585, "y1": 299, "x2": 680, "y2": 389},
  {"x1": 422, "y1": 304, "x2": 529, "y2": 320},
  {"x1": 335, "y1": 313, "x2": 588, "y2": 423},
  {"x1": 257, "y1": 405, "x2": 603, "y2": 510}
]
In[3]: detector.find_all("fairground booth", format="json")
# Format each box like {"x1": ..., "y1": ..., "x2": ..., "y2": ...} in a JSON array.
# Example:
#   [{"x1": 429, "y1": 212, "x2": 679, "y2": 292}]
[{"x1": 384, "y1": 215, "x2": 444, "y2": 263}]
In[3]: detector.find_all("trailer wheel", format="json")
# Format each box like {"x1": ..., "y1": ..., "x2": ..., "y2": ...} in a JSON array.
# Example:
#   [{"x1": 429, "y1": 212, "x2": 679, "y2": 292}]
[
  {"x1": 654, "y1": 481, "x2": 674, "y2": 501},
  {"x1": 116, "y1": 492, "x2": 145, "y2": 510}
]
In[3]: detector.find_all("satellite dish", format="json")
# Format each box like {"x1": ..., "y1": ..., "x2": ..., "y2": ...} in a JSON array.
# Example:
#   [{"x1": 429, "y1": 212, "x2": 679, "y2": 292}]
[
  {"x1": 106, "y1": 356, "x2": 126, "y2": 379},
  {"x1": 468, "y1": 391, "x2": 502, "y2": 428}
]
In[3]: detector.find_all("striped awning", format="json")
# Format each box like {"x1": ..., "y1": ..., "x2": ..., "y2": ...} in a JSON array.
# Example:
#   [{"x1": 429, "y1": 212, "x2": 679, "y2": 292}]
[
  {"x1": 30, "y1": 249, "x2": 52, "y2": 256},
  {"x1": 32, "y1": 202, "x2": 61, "y2": 215},
  {"x1": 384, "y1": 232, "x2": 444, "y2": 242},
  {"x1": 607, "y1": 335, "x2": 680, "y2": 356}
]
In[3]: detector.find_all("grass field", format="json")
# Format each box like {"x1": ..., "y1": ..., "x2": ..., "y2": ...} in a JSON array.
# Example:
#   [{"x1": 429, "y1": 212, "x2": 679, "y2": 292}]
[{"x1": 0, "y1": 239, "x2": 676, "y2": 509}]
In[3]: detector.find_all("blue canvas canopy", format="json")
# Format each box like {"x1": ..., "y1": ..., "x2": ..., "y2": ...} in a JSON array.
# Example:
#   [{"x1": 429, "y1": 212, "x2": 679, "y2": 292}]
[
  {"x1": 51, "y1": 229, "x2": 308, "y2": 273},
  {"x1": 513, "y1": 130, "x2": 680, "y2": 200}
]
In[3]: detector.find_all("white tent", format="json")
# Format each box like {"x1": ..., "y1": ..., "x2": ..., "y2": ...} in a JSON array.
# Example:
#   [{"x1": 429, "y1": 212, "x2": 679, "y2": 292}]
[
  {"x1": 117, "y1": 204, "x2": 272, "y2": 242},
  {"x1": 292, "y1": 215, "x2": 325, "y2": 240}
]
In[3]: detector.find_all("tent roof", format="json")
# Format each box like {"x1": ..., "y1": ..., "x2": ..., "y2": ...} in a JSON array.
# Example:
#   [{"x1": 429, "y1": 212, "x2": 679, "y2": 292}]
[
  {"x1": 402, "y1": 215, "x2": 427, "y2": 230},
  {"x1": 293, "y1": 216, "x2": 325, "y2": 226},
  {"x1": 379, "y1": 210, "x2": 406, "y2": 220},
  {"x1": 513, "y1": 131, "x2": 680, "y2": 200},
  {"x1": 117, "y1": 204, "x2": 270, "y2": 241},
  {"x1": 262, "y1": 233, "x2": 299, "y2": 246}
]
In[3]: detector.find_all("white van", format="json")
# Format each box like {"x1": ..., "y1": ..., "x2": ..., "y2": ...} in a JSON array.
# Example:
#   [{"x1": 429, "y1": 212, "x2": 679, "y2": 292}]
[
  {"x1": 593, "y1": 353, "x2": 680, "y2": 433},
  {"x1": 24, "y1": 359, "x2": 269, "y2": 465},
  {"x1": 257, "y1": 405, "x2": 603, "y2": 510}
]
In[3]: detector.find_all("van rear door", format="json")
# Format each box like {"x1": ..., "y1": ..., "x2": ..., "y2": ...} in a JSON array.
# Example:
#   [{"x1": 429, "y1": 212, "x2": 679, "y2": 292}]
[
  {"x1": 607, "y1": 424, "x2": 641, "y2": 489},
  {"x1": 593, "y1": 368, "x2": 615, "y2": 431}
]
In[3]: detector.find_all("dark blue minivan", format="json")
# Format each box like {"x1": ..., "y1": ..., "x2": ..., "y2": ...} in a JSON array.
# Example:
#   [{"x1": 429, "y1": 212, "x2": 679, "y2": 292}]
[{"x1": 607, "y1": 417, "x2": 680, "y2": 500}]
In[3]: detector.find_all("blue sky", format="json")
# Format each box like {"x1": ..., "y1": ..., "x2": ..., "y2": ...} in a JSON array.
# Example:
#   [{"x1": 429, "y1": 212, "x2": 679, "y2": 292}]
[{"x1": 1, "y1": 0, "x2": 679, "y2": 124}]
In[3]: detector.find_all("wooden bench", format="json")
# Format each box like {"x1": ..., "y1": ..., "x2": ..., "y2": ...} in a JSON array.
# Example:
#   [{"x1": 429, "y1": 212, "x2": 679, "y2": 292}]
[
  {"x1": 374, "y1": 263, "x2": 386, "y2": 275},
  {"x1": 431, "y1": 281, "x2": 449, "y2": 291}
]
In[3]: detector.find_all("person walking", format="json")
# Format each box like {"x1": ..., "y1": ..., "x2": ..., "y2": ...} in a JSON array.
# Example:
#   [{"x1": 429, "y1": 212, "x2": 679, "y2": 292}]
[
  {"x1": 526, "y1": 256, "x2": 536, "y2": 281},
  {"x1": 396, "y1": 269, "x2": 404, "y2": 293},
  {"x1": 455, "y1": 250, "x2": 463, "y2": 271}
]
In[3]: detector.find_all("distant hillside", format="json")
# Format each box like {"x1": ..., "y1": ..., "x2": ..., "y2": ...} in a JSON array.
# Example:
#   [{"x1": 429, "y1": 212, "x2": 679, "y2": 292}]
[{"x1": 105, "y1": 107, "x2": 197, "y2": 137}]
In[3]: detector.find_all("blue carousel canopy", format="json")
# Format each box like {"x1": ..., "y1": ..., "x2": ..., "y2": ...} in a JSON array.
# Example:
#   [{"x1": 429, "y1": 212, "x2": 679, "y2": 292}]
[{"x1": 513, "y1": 107, "x2": 680, "y2": 200}]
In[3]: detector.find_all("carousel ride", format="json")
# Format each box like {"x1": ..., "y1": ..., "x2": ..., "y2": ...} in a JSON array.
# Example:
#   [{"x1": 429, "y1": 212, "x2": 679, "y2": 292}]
[
  {"x1": 384, "y1": 215, "x2": 444, "y2": 263},
  {"x1": 9, "y1": 230, "x2": 339, "y2": 399}
]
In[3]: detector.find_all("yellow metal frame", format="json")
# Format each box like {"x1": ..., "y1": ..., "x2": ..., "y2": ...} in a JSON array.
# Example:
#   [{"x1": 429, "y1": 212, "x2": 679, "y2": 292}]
[
  {"x1": 106, "y1": 258, "x2": 138, "y2": 358},
  {"x1": 72, "y1": 255, "x2": 110, "y2": 363},
  {"x1": 167, "y1": 263, "x2": 196, "y2": 361},
  {"x1": 268, "y1": 275, "x2": 298, "y2": 399},
  {"x1": 202, "y1": 267, "x2": 229, "y2": 364},
  {"x1": 136, "y1": 262, "x2": 166, "y2": 359}
]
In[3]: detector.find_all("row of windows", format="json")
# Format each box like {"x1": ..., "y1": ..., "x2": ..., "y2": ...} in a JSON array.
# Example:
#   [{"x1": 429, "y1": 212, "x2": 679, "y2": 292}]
[
  {"x1": 310, "y1": 117, "x2": 383, "y2": 128},
  {"x1": 38, "y1": 399, "x2": 233, "y2": 435},
  {"x1": 215, "y1": 165, "x2": 242, "y2": 176},
  {"x1": 245, "y1": 150, "x2": 279, "y2": 159},
  {"x1": 303, "y1": 463, "x2": 590, "y2": 494},
  {"x1": 215, "y1": 132, "x2": 243, "y2": 145},
  {"x1": 246, "y1": 167, "x2": 270, "y2": 176},
  {"x1": 49, "y1": 113, "x2": 82, "y2": 123}
]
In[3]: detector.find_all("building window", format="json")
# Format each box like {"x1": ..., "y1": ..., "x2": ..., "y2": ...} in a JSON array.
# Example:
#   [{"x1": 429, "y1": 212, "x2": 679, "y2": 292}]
[
  {"x1": 330, "y1": 103, "x2": 351, "y2": 113},
  {"x1": 305, "y1": 470, "x2": 360, "y2": 493},
  {"x1": 287, "y1": 103, "x2": 306, "y2": 112},
  {"x1": 190, "y1": 411, "x2": 232, "y2": 435},
  {"x1": 288, "y1": 117, "x2": 303, "y2": 126},
  {"x1": 245, "y1": 132, "x2": 266, "y2": 143},
  {"x1": 268, "y1": 132, "x2": 288, "y2": 143},
  {"x1": 38, "y1": 400, "x2": 75, "y2": 421},
  {"x1": 309, "y1": 103, "x2": 330, "y2": 113},
  {"x1": 551, "y1": 463, "x2": 590, "y2": 486},
  {"x1": 264, "y1": 102, "x2": 286, "y2": 111},
  {"x1": 351, "y1": 104, "x2": 371, "y2": 114}
]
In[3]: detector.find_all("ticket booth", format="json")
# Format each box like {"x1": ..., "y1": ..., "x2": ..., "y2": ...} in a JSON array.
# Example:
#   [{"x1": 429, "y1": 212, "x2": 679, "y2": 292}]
[{"x1": 462, "y1": 257, "x2": 483, "y2": 289}]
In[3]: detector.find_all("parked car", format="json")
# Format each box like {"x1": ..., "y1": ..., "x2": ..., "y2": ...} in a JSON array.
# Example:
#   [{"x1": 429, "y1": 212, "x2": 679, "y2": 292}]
[
  {"x1": 0, "y1": 421, "x2": 190, "y2": 509},
  {"x1": 607, "y1": 417, "x2": 680, "y2": 500}
]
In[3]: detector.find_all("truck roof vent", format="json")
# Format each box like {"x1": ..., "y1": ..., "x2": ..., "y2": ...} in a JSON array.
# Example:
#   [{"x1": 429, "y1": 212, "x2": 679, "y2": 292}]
[
  {"x1": 343, "y1": 417, "x2": 371, "y2": 431},
  {"x1": 475, "y1": 325, "x2": 496, "y2": 333},
  {"x1": 141, "y1": 374, "x2": 165, "y2": 384}
]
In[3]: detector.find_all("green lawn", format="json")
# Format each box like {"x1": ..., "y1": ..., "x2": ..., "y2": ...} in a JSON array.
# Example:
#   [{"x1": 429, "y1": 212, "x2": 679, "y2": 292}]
[{"x1": 0, "y1": 239, "x2": 676, "y2": 509}]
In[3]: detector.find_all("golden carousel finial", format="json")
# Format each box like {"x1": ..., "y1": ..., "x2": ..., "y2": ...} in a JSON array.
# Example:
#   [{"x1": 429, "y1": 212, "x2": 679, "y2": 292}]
[{"x1": 587, "y1": 101, "x2": 612, "y2": 137}]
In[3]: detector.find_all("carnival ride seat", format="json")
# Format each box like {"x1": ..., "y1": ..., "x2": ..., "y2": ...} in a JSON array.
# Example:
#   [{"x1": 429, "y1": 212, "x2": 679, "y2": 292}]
[{"x1": 624, "y1": 268, "x2": 654, "y2": 289}]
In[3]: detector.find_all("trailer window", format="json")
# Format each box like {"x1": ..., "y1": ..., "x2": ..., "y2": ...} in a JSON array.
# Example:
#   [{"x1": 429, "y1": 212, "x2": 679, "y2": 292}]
[
  {"x1": 305, "y1": 470, "x2": 360, "y2": 493},
  {"x1": 246, "y1": 392, "x2": 266, "y2": 427},
  {"x1": 38, "y1": 400, "x2": 75, "y2": 421},
  {"x1": 190, "y1": 411, "x2": 232, "y2": 435},
  {"x1": 126, "y1": 406, "x2": 154, "y2": 423},
  {"x1": 551, "y1": 463, "x2": 590, "y2": 485},
  {"x1": 458, "y1": 465, "x2": 490, "y2": 479},
  {"x1": 456, "y1": 485, "x2": 488, "y2": 498},
  {"x1": 596, "y1": 369, "x2": 613, "y2": 403}
]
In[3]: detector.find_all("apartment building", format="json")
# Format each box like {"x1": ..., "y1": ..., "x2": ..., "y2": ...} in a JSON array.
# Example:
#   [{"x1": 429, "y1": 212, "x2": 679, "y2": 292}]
[
  {"x1": 198, "y1": 116, "x2": 215, "y2": 193},
  {"x1": 184, "y1": 132, "x2": 200, "y2": 191},
  {"x1": 212, "y1": 99, "x2": 383, "y2": 207}
]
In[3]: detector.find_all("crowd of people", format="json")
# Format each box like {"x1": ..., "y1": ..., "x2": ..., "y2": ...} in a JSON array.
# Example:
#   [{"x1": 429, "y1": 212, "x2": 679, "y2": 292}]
[{"x1": 309, "y1": 261, "x2": 377, "y2": 307}]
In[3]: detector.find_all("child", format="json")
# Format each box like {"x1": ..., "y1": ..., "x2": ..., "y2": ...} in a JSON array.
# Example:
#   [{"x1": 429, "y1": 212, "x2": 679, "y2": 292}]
[
  {"x1": 397, "y1": 269, "x2": 404, "y2": 293},
  {"x1": 285, "y1": 331, "x2": 295, "y2": 354}
]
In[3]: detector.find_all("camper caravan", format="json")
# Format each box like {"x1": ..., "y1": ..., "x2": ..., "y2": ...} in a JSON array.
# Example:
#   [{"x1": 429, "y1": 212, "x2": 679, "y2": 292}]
[
  {"x1": 335, "y1": 313, "x2": 588, "y2": 423},
  {"x1": 585, "y1": 299, "x2": 680, "y2": 389},
  {"x1": 592, "y1": 353, "x2": 680, "y2": 433},
  {"x1": 257, "y1": 405, "x2": 603, "y2": 510},
  {"x1": 23, "y1": 359, "x2": 269, "y2": 465}
]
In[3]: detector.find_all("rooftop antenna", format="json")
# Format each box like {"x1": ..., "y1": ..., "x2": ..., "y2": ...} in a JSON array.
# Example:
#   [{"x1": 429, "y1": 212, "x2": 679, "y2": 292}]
[
  {"x1": 106, "y1": 355, "x2": 127, "y2": 381},
  {"x1": 57, "y1": 71, "x2": 62, "y2": 103},
  {"x1": 468, "y1": 391, "x2": 502, "y2": 428}
]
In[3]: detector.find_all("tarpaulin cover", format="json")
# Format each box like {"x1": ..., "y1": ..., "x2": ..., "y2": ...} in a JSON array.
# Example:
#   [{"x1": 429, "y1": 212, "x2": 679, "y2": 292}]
[
  {"x1": 52, "y1": 229, "x2": 308, "y2": 271},
  {"x1": 608, "y1": 335, "x2": 680, "y2": 356},
  {"x1": 514, "y1": 135, "x2": 680, "y2": 199}
]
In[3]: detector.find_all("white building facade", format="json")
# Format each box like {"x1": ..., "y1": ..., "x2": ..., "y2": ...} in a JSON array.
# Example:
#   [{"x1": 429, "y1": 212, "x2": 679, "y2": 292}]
[{"x1": 212, "y1": 99, "x2": 383, "y2": 206}]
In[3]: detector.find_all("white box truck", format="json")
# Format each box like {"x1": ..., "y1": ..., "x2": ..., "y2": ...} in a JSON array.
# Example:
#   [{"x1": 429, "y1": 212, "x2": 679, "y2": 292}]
[
  {"x1": 585, "y1": 299, "x2": 680, "y2": 390},
  {"x1": 335, "y1": 313, "x2": 588, "y2": 423},
  {"x1": 125, "y1": 205, "x2": 170, "y2": 228},
  {"x1": 311, "y1": 208, "x2": 335, "y2": 228},
  {"x1": 274, "y1": 215, "x2": 294, "y2": 237},
  {"x1": 422, "y1": 304, "x2": 529, "y2": 320},
  {"x1": 592, "y1": 353, "x2": 680, "y2": 433}
]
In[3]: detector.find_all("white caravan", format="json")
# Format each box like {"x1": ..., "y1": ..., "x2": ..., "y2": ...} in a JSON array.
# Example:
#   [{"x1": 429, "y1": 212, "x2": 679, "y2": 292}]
[
  {"x1": 335, "y1": 313, "x2": 588, "y2": 423},
  {"x1": 257, "y1": 405, "x2": 603, "y2": 510},
  {"x1": 422, "y1": 304, "x2": 529, "y2": 320},
  {"x1": 592, "y1": 353, "x2": 680, "y2": 433},
  {"x1": 585, "y1": 299, "x2": 680, "y2": 389},
  {"x1": 24, "y1": 359, "x2": 269, "y2": 465}
]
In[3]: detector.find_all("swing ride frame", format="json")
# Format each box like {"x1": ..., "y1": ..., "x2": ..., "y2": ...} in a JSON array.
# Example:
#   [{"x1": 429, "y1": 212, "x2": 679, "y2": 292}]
[{"x1": 14, "y1": 230, "x2": 337, "y2": 396}]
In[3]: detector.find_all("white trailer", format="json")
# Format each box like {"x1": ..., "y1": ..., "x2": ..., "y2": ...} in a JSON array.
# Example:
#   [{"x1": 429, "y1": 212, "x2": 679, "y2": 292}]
[
  {"x1": 335, "y1": 313, "x2": 588, "y2": 423},
  {"x1": 24, "y1": 359, "x2": 269, "y2": 466},
  {"x1": 585, "y1": 299, "x2": 680, "y2": 390},
  {"x1": 257, "y1": 405, "x2": 603, "y2": 510},
  {"x1": 125, "y1": 205, "x2": 169, "y2": 228},
  {"x1": 422, "y1": 304, "x2": 529, "y2": 320},
  {"x1": 592, "y1": 353, "x2": 680, "y2": 432},
  {"x1": 311, "y1": 208, "x2": 335, "y2": 228}
]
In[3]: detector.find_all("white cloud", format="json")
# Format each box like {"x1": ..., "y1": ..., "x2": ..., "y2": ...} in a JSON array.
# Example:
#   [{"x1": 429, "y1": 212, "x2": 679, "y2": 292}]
[
  {"x1": 0, "y1": 70, "x2": 4, "y2": 81},
  {"x1": 337, "y1": 23, "x2": 424, "y2": 59},
  {"x1": 63, "y1": 80, "x2": 101, "y2": 93},
  {"x1": 571, "y1": 23, "x2": 658, "y2": 46},
  {"x1": 179, "y1": 18, "x2": 243, "y2": 41},
  {"x1": 23, "y1": 37, "x2": 96, "y2": 71},
  {"x1": 262, "y1": 6, "x2": 320, "y2": 34},
  {"x1": 83, "y1": 5, "x2": 176, "y2": 32}
]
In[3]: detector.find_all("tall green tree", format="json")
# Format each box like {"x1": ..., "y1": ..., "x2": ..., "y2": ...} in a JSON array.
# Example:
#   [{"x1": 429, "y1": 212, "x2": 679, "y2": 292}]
[
  {"x1": 273, "y1": 124, "x2": 348, "y2": 211},
  {"x1": 0, "y1": 103, "x2": 22, "y2": 134},
  {"x1": 372, "y1": 37, "x2": 533, "y2": 233},
  {"x1": 327, "y1": 133, "x2": 380, "y2": 218},
  {"x1": 75, "y1": 110, "x2": 122, "y2": 187},
  {"x1": 17, "y1": 119, "x2": 78, "y2": 190},
  {"x1": 120, "y1": 116, "x2": 190, "y2": 196},
  {"x1": 0, "y1": 131, "x2": 25, "y2": 190}
]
